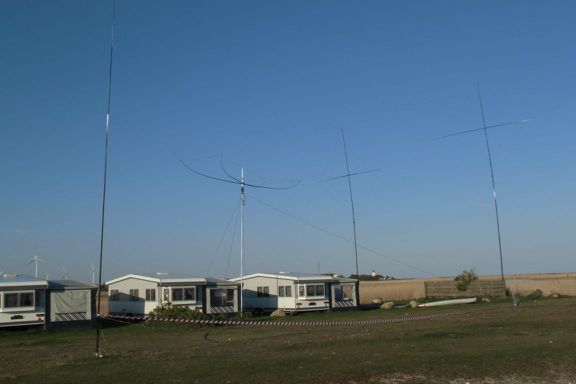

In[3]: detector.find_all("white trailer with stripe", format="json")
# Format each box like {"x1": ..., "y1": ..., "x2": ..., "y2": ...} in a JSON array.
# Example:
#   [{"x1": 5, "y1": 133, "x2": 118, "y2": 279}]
[
  {"x1": 230, "y1": 272, "x2": 358, "y2": 314},
  {"x1": 106, "y1": 273, "x2": 240, "y2": 316},
  {"x1": 0, "y1": 274, "x2": 47, "y2": 328}
]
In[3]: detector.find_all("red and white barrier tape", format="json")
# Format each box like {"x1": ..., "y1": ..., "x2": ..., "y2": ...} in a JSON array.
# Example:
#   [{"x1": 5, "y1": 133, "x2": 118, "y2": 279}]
[{"x1": 103, "y1": 312, "x2": 457, "y2": 327}]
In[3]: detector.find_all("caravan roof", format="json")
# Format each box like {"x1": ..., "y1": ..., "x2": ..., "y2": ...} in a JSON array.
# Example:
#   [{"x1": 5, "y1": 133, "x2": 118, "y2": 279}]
[
  {"x1": 0, "y1": 274, "x2": 48, "y2": 288},
  {"x1": 106, "y1": 273, "x2": 239, "y2": 286},
  {"x1": 230, "y1": 272, "x2": 356, "y2": 283},
  {"x1": 48, "y1": 280, "x2": 97, "y2": 290}
]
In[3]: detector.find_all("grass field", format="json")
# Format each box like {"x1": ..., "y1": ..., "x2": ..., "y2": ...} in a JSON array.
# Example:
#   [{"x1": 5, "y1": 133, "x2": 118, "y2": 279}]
[{"x1": 1, "y1": 298, "x2": 575, "y2": 383}]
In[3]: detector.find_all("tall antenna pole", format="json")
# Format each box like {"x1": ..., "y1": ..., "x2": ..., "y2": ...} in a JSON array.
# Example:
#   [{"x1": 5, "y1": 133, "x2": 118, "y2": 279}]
[
  {"x1": 477, "y1": 85, "x2": 505, "y2": 282},
  {"x1": 341, "y1": 130, "x2": 360, "y2": 278},
  {"x1": 178, "y1": 157, "x2": 298, "y2": 317},
  {"x1": 96, "y1": 0, "x2": 115, "y2": 358},
  {"x1": 239, "y1": 168, "x2": 245, "y2": 317},
  {"x1": 438, "y1": 86, "x2": 528, "y2": 284},
  {"x1": 319, "y1": 134, "x2": 378, "y2": 278}
]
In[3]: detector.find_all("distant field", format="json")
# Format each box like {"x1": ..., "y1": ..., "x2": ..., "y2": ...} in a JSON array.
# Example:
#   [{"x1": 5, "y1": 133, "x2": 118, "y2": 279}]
[
  {"x1": 1, "y1": 298, "x2": 575, "y2": 383},
  {"x1": 360, "y1": 273, "x2": 576, "y2": 303}
]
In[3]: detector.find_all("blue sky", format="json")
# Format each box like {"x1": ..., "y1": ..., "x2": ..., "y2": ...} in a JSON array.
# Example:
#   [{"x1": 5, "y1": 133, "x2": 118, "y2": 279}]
[{"x1": 1, "y1": 1, "x2": 575, "y2": 282}]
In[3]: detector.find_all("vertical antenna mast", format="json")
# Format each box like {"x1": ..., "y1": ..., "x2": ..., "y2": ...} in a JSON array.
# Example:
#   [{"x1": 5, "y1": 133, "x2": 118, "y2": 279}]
[
  {"x1": 320, "y1": 131, "x2": 379, "y2": 278},
  {"x1": 437, "y1": 85, "x2": 528, "y2": 284},
  {"x1": 341, "y1": 129, "x2": 360, "y2": 278},
  {"x1": 239, "y1": 168, "x2": 245, "y2": 317},
  {"x1": 178, "y1": 157, "x2": 298, "y2": 318},
  {"x1": 477, "y1": 85, "x2": 505, "y2": 282},
  {"x1": 96, "y1": 0, "x2": 115, "y2": 358}
]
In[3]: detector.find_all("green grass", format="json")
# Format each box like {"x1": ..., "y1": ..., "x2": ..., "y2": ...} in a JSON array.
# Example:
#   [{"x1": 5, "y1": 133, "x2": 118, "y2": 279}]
[{"x1": 1, "y1": 298, "x2": 575, "y2": 383}]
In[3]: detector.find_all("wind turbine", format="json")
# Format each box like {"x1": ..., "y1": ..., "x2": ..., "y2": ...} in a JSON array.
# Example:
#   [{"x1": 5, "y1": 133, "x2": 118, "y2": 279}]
[
  {"x1": 26, "y1": 251, "x2": 44, "y2": 278},
  {"x1": 62, "y1": 266, "x2": 69, "y2": 280},
  {"x1": 438, "y1": 85, "x2": 528, "y2": 282},
  {"x1": 90, "y1": 264, "x2": 98, "y2": 285},
  {"x1": 320, "y1": 129, "x2": 379, "y2": 279},
  {"x1": 179, "y1": 156, "x2": 298, "y2": 317}
]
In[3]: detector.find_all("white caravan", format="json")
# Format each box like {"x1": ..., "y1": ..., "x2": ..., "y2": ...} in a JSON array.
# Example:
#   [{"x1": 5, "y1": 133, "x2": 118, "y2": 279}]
[
  {"x1": 106, "y1": 273, "x2": 240, "y2": 316},
  {"x1": 0, "y1": 274, "x2": 48, "y2": 328},
  {"x1": 231, "y1": 272, "x2": 358, "y2": 314}
]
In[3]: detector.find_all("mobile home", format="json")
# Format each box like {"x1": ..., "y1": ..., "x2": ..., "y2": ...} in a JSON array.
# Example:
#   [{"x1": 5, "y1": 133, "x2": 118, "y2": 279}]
[
  {"x1": 0, "y1": 274, "x2": 47, "y2": 328},
  {"x1": 231, "y1": 272, "x2": 358, "y2": 313},
  {"x1": 46, "y1": 280, "x2": 97, "y2": 329},
  {"x1": 106, "y1": 273, "x2": 240, "y2": 316}
]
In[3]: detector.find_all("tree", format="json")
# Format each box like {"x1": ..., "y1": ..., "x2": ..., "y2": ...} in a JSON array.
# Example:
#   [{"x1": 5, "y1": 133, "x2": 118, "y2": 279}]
[{"x1": 454, "y1": 269, "x2": 478, "y2": 291}]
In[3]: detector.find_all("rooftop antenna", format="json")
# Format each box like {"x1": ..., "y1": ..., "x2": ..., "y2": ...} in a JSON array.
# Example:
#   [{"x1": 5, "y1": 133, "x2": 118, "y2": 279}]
[
  {"x1": 179, "y1": 156, "x2": 298, "y2": 317},
  {"x1": 26, "y1": 250, "x2": 44, "y2": 278},
  {"x1": 438, "y1": 84, "x2": 528, "y2": 283},
  {"x1": 96, "y1": 0, "x2": 116, "y2": 358},
  {"x1": 320, "y1": 129, "x2": 379, "y2": 279}
]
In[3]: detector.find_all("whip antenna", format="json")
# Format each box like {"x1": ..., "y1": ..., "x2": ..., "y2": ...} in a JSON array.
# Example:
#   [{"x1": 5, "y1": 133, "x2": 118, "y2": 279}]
[{"x1": 95, "y1": 0, "x2": 115, "y2": 358}]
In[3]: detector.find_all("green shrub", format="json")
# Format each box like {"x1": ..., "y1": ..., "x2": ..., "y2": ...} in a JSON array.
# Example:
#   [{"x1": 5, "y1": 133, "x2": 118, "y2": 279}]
[
  {"x1": 525, "y1": 289, "x2": 543, "y2": 300},
  {"x1": 149, "y1": 302, "x2": 209, "y2": 320},
  {"x1": 454, "y1": 269, "x2": 478, "y2": 291}
]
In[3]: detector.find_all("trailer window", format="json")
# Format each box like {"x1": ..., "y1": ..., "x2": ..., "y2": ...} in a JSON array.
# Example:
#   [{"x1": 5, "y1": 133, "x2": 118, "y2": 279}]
[
  {"x1": 109, "y1": 289, "x2": 120, "y2": 301},
  {"x1": 145, "y1": 289, "x2": 156, "y2": 302},
  {"x1": 278, "y1": 286, "x2": 292, "y2": 297},
  {"x1": 163, "y1": 288, "x2": 169, "y2": 302},
  {"x1": 129, "y1": 289, "x2": 139, "y2": 301},
  {"x1": 210, "y1": 288, "x2": 235, "y2": 307},
  {"x1": 2, "y1": 291, "x2": 35, "y2": 308},
  {"x1": 184, "y1": 288, "x2": 195, "y2": 300},
  {"x1": 4, "y1": 293, "x2": 19, "y2": 308},
  {"x1": 299, "y1": 284, "x2": 325, "y2": 298},
  {"x1": 335, "y1": 284, "x2": 354, "y2": 301},
  {"x1": 20, "y1": 292, "x2": 33, "y2": 306},
  {"x1": 256, "y1": 286, "x2": 269, "y2": 297},
  {"x1": 172, "y1": 287, "x2": 196, "y2": 302}
]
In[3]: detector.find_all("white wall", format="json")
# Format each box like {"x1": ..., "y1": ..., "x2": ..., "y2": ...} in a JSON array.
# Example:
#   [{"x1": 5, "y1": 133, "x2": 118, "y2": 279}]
[{"x1": 107, "y1": 278, "x2": 158, "y2": 315}]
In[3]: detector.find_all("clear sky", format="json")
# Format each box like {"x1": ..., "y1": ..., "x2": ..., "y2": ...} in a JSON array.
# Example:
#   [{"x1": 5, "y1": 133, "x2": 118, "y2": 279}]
[{"x1": 1, "y1": 1, "x2": 575, "y2": 282}]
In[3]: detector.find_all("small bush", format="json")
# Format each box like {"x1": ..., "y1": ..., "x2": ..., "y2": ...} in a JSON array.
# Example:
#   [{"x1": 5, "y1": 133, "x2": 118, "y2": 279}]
[
  {"x1": 149, "y1": 302, "x2": 210, "y2": 320},
  {"x1": 454, "y1": 269, "x2": 478, "y2": 291},
  {"x1": 525, "y1": 289, "x2": 543, "y2": 300}
]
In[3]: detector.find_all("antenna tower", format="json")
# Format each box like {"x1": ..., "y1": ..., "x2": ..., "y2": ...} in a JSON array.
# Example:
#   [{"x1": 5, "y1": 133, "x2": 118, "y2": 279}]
[
  {"x1": 95, "y1": 0, "x2": 116, "y2": 358},
  {"x1": 320, "y1": 130, "x2": 379, "y2": 278},
  {"x1": 438, "y1": 84, "x2": 528, "y2": 282},
  {"x1": 179, "y1": 156, "x2": 297, "y2": 317}
]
